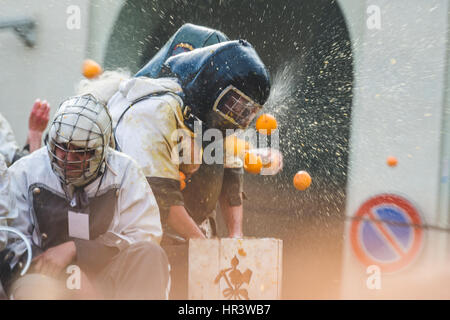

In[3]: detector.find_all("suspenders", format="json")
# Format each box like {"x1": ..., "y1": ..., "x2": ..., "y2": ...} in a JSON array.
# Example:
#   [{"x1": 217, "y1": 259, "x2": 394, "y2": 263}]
[
  {"x1": 112, "y1": 91, "x2": 201, "y2": 151},
  {"x1": 113, "y1": 92, "x2": 170, "y2": 152}
]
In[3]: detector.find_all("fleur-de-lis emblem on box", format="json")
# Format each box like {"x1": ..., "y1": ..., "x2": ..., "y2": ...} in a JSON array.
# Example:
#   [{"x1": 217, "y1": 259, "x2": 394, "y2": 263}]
[{"x1": 214, "y1": 255, "x2": 252, "y2": 300}]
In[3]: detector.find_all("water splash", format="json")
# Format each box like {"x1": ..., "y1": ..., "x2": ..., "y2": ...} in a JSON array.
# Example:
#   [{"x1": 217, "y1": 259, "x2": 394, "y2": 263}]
[{"x1": 264, "y1": 61, "x2": 300, "y2": 116}]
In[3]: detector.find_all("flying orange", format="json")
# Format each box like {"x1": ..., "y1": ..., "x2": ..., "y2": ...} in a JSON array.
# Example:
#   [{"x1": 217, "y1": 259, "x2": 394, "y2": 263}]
[
  {"x1": 387, "y1": 156, "x2": 398, "y2": 167},
  {"x1": 244, "y1": 152, "x2": 263, "y2": 174},
  {"x1": 293, "y1": 171, "x2": 311, "y2": 191},
  {"x1": 179, "y1": 171, "x2": 186, "y2": 190},
  {"x1": 256, "y1": 114, "x2": 277, "y2": 135},
  {"x1": 82, "y1": 59, "x2": 103, "y2": 79}
]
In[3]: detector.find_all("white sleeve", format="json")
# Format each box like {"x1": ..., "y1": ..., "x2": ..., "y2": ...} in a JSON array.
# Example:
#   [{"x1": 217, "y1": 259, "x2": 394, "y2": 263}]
[
  {"x1": 0, "y1": 156, "x2": 9, "y2": 248},
  {"x1": 101, "y1": 159, "x2": 163, "y2": 248},
  {"x1": 0, "y1": 113, "x2": 20, "y2": 166},
  {"x1": 4, "y1": 159, "x2": 34, "y2": 266}
]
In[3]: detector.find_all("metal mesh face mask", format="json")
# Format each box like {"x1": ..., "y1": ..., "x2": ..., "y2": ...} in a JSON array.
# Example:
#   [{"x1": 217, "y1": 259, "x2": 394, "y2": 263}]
[
  {"x1": 47, "y1": 94, "x2": 112, "y2": 187},
  {"x1": 212, "y1": 85, "x2": 263, "y2": 129}
]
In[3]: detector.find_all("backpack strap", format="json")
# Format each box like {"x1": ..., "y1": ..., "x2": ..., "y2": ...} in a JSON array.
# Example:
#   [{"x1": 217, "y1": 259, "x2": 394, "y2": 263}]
[{"x1": 113, "y1": 92, "x2": 171, "y2": 152}]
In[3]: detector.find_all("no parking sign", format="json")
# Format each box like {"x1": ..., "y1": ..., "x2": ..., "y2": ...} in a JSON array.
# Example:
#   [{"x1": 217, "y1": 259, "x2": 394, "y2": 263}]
[{"x1": 350, "y1": 194, "x2": 423, "y2": 273}]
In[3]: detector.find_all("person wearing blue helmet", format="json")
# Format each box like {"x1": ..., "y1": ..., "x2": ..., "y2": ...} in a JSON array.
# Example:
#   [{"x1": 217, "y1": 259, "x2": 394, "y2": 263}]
[{"x1": 107, "y1": 25, "x2": 270, "y2": 298}]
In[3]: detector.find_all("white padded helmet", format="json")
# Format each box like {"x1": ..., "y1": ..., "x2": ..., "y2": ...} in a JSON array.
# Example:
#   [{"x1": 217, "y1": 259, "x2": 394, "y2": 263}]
[{"x1": 47, "y1": 94, "x2": 113, "y2": 187}]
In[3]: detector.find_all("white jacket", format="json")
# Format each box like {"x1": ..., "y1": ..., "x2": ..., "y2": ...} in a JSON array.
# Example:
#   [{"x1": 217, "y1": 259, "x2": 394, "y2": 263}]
[
  {"x1": 6, "y1": 147, "x2": 162, "y2": 266},
  {"x1": 0, "y1": 113, "x2": 20, "y2": 166},
  {"x1": 108, "y1": 77, "x2": 194, "y2": 182}
]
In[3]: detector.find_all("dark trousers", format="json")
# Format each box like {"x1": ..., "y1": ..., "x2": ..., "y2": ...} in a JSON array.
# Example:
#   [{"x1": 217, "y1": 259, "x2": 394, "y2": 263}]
[{"x1": 96, "y1": 241, "x2": 170, "y2": 299}]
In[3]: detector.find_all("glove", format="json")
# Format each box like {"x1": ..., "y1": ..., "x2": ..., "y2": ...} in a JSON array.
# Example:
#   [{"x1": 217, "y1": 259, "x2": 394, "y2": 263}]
[
  {"x1": 0, "y1": 249, "x2": 15, "y2": 299},
  {"x1": 0, "y1": 249, "x2": 14, "y2": 281}
]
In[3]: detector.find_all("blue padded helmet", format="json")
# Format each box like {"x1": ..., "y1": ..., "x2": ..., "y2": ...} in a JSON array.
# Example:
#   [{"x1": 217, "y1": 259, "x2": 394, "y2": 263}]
[
  {"x1": 135, "y1": 23, "x2": 229, "y2": 78},
  {"x1": 161, "y1": 40, "x2": 271, "y2": 132}
]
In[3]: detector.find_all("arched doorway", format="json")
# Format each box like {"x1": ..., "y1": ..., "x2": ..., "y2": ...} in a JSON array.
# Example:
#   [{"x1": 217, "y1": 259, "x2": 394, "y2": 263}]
[{"x1": 106, "y1": 0, "x2": 353, "y2": 299}]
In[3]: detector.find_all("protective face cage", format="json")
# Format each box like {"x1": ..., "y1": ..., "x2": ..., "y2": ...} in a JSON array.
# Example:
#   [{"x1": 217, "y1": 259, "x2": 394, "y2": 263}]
[
  {"x1": 212, "y1": 85, "x2": 263, "y2": 129},
  {"x1": 47, "y1": 94, "x2": 112, "y2": 187}
]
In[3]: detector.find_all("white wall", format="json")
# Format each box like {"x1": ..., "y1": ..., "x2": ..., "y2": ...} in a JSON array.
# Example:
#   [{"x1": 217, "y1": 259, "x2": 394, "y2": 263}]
[
  {"x1": 85, "y1": 0, "x2": 125, "y2": 63},
  {"x1": 0, "y1": 0, "x2": 91, "y2": 145},
  {"x1": 338, "y1": 0, "x2": 450, "y2": 298}
]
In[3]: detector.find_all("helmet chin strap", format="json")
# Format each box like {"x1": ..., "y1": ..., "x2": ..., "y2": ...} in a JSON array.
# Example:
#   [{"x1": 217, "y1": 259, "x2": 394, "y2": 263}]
[{"x1": 164, "y1": 40, "x2": 270, "y2": 133}]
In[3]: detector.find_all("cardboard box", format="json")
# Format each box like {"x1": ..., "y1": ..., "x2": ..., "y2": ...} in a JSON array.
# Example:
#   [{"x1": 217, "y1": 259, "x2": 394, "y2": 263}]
[{"x1": 188, "y1": 238, "x2": 282, "y2": 300}]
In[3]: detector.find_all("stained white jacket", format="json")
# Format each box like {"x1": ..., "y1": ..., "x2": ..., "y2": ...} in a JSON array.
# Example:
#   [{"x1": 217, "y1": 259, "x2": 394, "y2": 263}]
[{"x1": 108, "y1": 77, "x2": 191, "y2": 181}]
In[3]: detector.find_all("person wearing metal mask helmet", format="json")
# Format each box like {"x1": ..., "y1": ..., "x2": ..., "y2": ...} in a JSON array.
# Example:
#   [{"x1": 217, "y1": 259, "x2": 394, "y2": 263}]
[
  {"x1": 133, "y1": 23, "x2": 230, "y2": 178},
  {"x1": 2, "y1": 94, "x2": 169, "y2": 299},
  {"x1": 162, "y1": 39, "x2": 270, "y2": 133},
  {"x1": 108, "y1": 38, "x2": 270, "y2": 298}
]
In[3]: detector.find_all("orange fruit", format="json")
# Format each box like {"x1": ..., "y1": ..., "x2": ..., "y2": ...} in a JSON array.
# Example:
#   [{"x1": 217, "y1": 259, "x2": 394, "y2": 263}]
[
  {"x1": 387, "y1": 156, "x2": 398, "y2": 167},
  {"x1": 256, "y1": 113, "x2": 277, "y2": 135},
  {"x1": 244, "y1": 152, "x2": 262, "y2": 174},
  {"x1": 293, "y1": 171, "x2": 311, "y2": 191},
  {"x1": 179, "y1": 171, "x2": 186, "y2": 190},
  {"x1": 82, "y1": 59, "x2": 102, "y2": 79}
]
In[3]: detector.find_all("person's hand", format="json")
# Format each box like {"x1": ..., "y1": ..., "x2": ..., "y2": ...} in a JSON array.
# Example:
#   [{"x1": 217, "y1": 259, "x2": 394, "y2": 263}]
[
  {"x1": 29, "y1": 99, "x2": 50, "y2": 132},
  {"x1": 32, "y1": 241, "x2": 76, "y2": 278},
  {"x1": 27, "y1": 99, "x2": 50, "y2": 152}
]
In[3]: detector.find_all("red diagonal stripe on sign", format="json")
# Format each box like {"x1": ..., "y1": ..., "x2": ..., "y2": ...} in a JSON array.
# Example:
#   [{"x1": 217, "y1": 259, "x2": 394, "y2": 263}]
[{"x1": 367, "y1": 209, "x2": 406, "y2": 258}]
